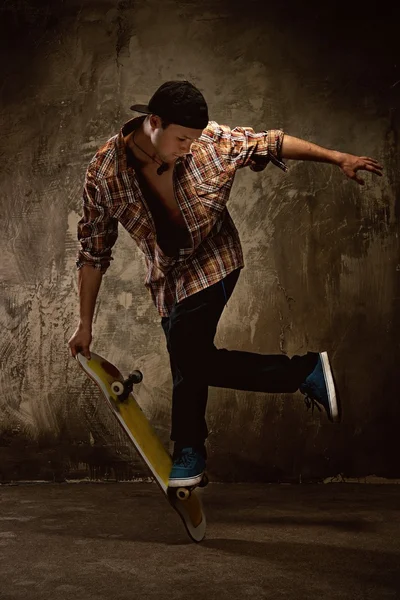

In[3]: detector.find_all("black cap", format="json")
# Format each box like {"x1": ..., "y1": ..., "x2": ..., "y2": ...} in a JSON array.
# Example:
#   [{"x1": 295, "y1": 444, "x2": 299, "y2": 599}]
[{"x1": 130, "y1": 80, "x2": 209, "y2": 129}]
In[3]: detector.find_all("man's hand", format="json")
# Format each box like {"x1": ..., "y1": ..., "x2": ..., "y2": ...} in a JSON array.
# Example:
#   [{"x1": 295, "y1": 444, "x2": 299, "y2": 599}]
[
  {"x1": 337, "y1": 153, "x2": 383, "y2": 186},
  {"x1": 68, "y1": 324, "x2": 92, "y2": 359}
]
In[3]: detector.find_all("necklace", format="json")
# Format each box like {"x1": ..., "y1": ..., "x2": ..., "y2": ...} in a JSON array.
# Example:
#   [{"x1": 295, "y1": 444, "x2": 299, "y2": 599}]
[{"x1": 131, "y1": 131, "x2": 169, "y2": 175}]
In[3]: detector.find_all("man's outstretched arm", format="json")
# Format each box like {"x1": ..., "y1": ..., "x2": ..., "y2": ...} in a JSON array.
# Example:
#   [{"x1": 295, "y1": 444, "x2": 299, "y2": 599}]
[{"x1": 281, "y1": 135, "x2": 383, "y2": 185}]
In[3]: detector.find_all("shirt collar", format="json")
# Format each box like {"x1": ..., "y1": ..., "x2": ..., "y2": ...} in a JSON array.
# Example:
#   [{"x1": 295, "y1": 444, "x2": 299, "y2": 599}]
[{"x1": 116, "y1": 116, "x2": 146, "y2": 173}]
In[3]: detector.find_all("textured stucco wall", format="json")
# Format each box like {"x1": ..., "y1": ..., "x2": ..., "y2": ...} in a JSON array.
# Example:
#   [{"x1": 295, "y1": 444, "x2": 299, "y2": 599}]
[{"x1": 1, "y1": 0, "x2": 399, "y2": 482}]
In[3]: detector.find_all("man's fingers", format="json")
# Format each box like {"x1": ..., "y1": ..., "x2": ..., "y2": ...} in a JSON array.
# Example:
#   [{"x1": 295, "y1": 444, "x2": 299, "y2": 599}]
[
  {"x1": 68, "y1": 341, "x2": 79, "y2": 358},
  {"x1": 69, "y1": 343, "x2": 89, "y2": 359},
  {"x1": 348, "y1": 169, "x2": 365, "y2": 185},
  {"x1": 361, "y1": 157, "x2": 384, "y2": 171},
  {"x1": 360, "y1": 156, "x2": 382, "y2": 165},
  {"x1": 367, "y1": 165, "x2": 383, "y2": 176},
  {"x1": 352, "y1": 159, "x2": 383, "y2": 178},
  {"x1": 358, "y1": 163, "x2": 383, "y2": 176},
  {"x1": 82, "y1": 347, "x2": 91, "y2": 360}
]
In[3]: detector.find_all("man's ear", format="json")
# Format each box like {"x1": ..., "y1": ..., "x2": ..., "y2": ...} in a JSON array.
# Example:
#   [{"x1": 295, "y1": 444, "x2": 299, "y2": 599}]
[{"x1": 149, "y1": 114, "x2": 161, "y2": 130}]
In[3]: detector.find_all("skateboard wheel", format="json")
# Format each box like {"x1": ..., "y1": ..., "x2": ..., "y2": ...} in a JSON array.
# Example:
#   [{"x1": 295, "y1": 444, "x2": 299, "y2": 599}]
[
  {"x1": 176, "y1": 487, "x2": 191, "y2": 501},
  {"x1": 130, "y1": 370, "x2": 143, "y2": 384},
  {"x1": 111, "y1": 381, "x2": 125, "y2": 396},
  {"x1": 199, "y1": 473, "x2": 209, "y2": 488}
]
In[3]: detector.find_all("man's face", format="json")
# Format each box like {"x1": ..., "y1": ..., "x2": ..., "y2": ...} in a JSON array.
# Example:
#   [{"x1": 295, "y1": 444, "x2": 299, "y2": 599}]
[{"x1": 149, "y1": 115, "x2": 204, "y2": 163}]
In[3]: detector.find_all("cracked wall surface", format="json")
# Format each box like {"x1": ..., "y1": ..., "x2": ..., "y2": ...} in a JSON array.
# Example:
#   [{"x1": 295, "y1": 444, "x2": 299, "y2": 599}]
[{"x1": 1, "y1": 0, "x2": 399, "y2": 482}]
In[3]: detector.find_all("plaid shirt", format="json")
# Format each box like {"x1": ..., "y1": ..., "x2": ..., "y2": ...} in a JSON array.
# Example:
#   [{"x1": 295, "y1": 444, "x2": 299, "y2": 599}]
[{"x1": 76, "y1": 117, "x2": 287, "y2": 317}]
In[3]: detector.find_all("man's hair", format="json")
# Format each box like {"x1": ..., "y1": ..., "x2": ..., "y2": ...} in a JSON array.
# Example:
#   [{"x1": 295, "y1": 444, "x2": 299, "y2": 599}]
[{"x1": 145, "y1": 114, "x2": 171, "y2": 129}]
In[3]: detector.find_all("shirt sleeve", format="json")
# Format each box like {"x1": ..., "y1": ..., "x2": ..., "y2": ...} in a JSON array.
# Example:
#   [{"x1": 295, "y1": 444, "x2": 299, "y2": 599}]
[
  {"x1": 212, "y1": 123, "x2": 287, "y2": 173},
  {"x1": 76, "y1": 171, "x2": 118, "y2": 274}
]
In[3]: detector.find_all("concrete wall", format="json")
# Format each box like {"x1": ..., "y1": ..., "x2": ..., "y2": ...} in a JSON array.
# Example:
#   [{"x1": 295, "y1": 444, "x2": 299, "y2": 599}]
[{"x1": 1, "y1": 0, "x2": 398, "y2": 482}]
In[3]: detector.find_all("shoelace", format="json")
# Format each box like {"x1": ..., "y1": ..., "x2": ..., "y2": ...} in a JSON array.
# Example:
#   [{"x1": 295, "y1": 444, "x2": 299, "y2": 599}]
[
  {"x1": 303, "y1": 393, "x2": 322, "y2": 414},
  {"x1": 301, "y1": 380, "x2": 323, "y2": 414},
  {"x1": 174, "y1": 451, "x2": 196, "y2": 468}
]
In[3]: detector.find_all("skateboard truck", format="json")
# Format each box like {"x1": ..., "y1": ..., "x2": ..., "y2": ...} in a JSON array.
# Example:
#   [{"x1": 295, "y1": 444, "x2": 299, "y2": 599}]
[
  {"x1": 111, "y1": 370, "x2": 143, "y2": 402},
  {"x1": 175, "y1": 473, "x2": 209, "y2": 500}
]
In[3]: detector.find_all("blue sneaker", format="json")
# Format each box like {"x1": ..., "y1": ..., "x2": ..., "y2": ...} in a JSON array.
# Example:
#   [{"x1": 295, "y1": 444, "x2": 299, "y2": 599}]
[
  {"x1": 168, "y1": 447, "x2": 206, "y2": 488},
  {"x1": 299, "y1": 352, "x2": 340, "y2": 423}
]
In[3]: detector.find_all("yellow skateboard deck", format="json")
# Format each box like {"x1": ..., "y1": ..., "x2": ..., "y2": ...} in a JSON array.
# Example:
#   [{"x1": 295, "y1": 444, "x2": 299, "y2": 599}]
[{"x1": 76, "y1": 351, "x2": 206, "y2": 542}]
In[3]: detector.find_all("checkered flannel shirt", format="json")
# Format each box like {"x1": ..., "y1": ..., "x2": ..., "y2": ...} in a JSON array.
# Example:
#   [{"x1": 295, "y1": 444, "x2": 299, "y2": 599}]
[{"x1": 76, "y1": 117, "x2": 287, "y2": 317}]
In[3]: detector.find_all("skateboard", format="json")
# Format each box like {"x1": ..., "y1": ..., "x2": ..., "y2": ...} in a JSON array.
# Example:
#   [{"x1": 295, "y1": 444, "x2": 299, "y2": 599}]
[{"x1": 76, "y1": 351, "x2": 207, "y2": 542}]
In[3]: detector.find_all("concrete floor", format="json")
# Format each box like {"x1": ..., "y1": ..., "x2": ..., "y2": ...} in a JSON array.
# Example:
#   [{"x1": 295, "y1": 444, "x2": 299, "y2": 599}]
[{"x1": 0, "y1": 483, "x2": 399, "y2": 599}]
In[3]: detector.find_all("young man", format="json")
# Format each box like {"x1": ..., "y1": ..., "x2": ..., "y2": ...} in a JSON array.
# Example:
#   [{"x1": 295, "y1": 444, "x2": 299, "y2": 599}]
[{"x1": 68, "y1": 81, "x2": 383, "y2": 488}]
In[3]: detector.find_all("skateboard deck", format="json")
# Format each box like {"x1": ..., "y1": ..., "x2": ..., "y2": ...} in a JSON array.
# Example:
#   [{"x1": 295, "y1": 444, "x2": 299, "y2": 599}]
[{"x1": 76, "y1": 351, "x2": 206, "y2": 542}]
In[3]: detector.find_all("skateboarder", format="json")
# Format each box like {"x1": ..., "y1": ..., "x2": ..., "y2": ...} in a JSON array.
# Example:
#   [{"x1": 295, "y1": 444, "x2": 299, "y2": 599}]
[{"x1": 68, "y1": 80, "x2": 383, "y2": 488}]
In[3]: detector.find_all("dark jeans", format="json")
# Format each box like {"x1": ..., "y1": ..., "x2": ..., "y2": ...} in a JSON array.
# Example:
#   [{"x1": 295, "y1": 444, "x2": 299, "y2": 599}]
[{"x1": 161, "y1": 268, "x2": 318, "y2": 456}]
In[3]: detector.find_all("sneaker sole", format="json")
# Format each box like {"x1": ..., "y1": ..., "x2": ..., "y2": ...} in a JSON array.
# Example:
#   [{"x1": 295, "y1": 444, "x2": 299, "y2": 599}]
[
  {"x1": 168, "y1": 472, "x2": 204, "y2": 488},
  {"x1": 320, "y1": 351, "x2": 339, "y2": 423}
]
